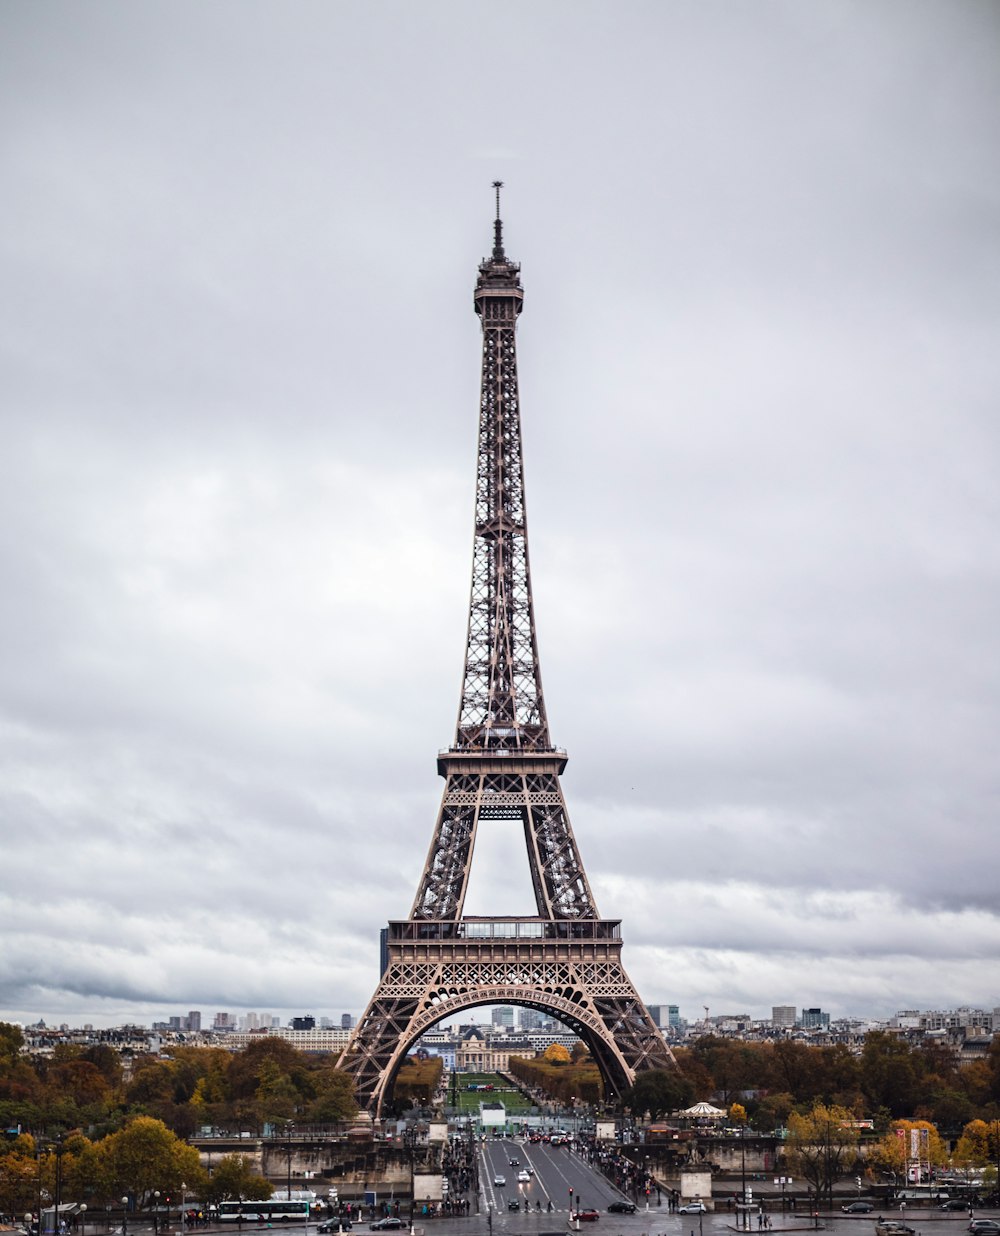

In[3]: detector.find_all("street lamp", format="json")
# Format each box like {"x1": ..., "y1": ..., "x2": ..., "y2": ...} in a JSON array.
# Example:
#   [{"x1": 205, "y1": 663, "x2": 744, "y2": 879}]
[
  {"x1": 286, "y1": 1124, "x2": 295, "y2": 1201},
  {"x1": 153, "y1": 1192, "x2": 160, "y2": 1236},
  {"x1": 80, "y1": 1204, "x2": 87, "y2": 1236},
  {"x1": 54, "y1": 1138, "x2": 64, "y2": 1236},
  {"x1": 121, "y1": 1198, "x2": 129, "y2": 1236}
]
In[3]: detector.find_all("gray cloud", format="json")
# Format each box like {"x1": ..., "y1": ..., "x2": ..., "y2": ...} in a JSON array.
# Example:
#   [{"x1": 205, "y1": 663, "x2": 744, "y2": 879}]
[{"x1": 2, "y1": 0, "x2": 998, "y2": 1029}]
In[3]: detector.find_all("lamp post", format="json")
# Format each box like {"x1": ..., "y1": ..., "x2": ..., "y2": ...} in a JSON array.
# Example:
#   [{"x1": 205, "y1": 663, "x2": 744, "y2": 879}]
[
  {"x1": 286, "y1": 1124, "x2": 295, "y2": 1201},
  {"x1": 80, "y1": 1204, "x2": 87, "y2": 1236},
  {"x1": 54, "y1": 1138, "x2": 64, "y2": 1236},
  {"x1": 153, "y1": 1192, "x2": 160, "y2": 1236},
  {"x1": 121, "y1": 1198, "x2": 129, "y2": 1236},
  {"x1": 740, "y1": 1128, "x2": 748, "y2": 1230}
]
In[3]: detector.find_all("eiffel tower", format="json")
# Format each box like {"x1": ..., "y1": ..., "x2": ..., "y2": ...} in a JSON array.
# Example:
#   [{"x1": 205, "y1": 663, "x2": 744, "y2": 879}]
[{"x1": 338, "y1": 186, "x2": 675, "y2": 1115}]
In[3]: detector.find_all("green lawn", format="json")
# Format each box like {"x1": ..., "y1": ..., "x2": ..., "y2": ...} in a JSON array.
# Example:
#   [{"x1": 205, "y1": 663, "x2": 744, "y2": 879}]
[{"x1": 448, "y1": 1072, "x2": 534, "y2": 1114}]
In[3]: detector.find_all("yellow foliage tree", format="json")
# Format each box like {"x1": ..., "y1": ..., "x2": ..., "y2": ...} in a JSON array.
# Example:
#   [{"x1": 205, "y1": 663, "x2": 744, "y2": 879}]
[
  {"x1": 953, "y1": 1119, "x2": 1000, "y2": 1169},
  {"x1": 868, "y1": 1119, "x2": 947, "y2": 1178},
  {"x1": 729, "y1": 1102, "x2": 748, "y2": 1126},
  {"x1": 785, "y1": 1104, "x2": 862, "y2": 1208},
  {"x1": 543, "y1": 1043, "x2": 571, "y2": 1065}
]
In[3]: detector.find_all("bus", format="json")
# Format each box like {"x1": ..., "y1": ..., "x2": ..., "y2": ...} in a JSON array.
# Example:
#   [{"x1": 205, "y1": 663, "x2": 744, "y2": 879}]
[{"x1": 218, "y1": 1201, "x2": 311, "y2": 1223}]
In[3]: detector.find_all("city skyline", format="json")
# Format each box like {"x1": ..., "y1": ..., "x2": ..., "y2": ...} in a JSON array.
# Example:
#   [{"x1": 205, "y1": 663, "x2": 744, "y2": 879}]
[{"x1": 3, "y1": 3, "x2": 999, "y2": 1031}]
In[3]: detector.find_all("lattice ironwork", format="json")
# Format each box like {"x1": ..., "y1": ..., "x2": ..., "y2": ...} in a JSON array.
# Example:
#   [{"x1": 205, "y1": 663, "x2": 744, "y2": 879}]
[{"x1": 339, "y1": 190, "x2": 674, "y2": 1114}]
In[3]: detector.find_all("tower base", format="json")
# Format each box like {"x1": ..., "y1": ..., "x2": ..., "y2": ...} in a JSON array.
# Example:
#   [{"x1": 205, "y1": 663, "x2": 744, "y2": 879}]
[{"x1": 337, "y1": 917, "x2": 676, "y2": 1115}]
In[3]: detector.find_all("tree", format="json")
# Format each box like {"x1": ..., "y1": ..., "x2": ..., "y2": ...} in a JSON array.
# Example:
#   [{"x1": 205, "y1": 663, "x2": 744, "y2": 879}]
[
  {"x1": 622, "y1": 1070, "x2": 694, "y2": 1120},
  {"x1": 859, "y1": 1033, "x2": 920, "y2": 1117},
  {"x1": 953, "y1": 1119, "x2": 1000, "y2": 1172},
  {"x1": 205, "y1": 1154, "x2": 272, "y2": 1204},
  {"x1": 542, "y1": 1044, "x2": 571, "y2": 1065},
  {"x1": 785, "y1": 1104, "x2": 862, "y2": 1208},
  {"x1": 97, "y1": 1116, "x2": 205, "y2": 1204},
  {"x1": 0, "y1": 1024, "x2": 26, "y2": 1064},
  {"x1": 867, "y1": 1119, "x2": 947, "y2": 1183}
]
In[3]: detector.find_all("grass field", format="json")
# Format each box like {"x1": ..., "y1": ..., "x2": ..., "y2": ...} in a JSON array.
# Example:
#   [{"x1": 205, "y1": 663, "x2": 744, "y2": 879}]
[{"x1": 449, "y1": 1072, "x2": 535, "y2": 1114}]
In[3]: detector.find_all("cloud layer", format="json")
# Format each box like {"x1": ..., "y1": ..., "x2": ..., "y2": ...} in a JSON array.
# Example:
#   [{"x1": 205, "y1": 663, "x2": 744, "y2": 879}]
[{"x1": 2, "y1": 1, "x2": 999, "y2": 1029}]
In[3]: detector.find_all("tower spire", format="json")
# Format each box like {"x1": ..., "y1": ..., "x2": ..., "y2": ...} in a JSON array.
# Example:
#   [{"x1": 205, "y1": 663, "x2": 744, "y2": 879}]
[{"x1": 491, "y1": 179, "x2": 505, "y2": 260}]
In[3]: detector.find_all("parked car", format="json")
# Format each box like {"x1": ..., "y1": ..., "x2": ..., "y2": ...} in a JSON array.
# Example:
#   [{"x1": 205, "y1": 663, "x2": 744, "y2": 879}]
[
  {"x1": 969, "y1": 1223, "x2": 1000, "y2": 1235},
  {"x1": 369, "y1": 1221, "x2": 403, "y2": 1232},
  {"x1": 940, "y1": 1201, "x2": 970, "y2": 1211},
  {"x1": 493, "y1": 1175, "x2": 506, "y2": 1186},
  {"x1": 573, "y1": 1209, "x2": 600, "y2": 1222},
  {"x1": 842, "y1": 1202, "x2": 875, "y2": 1214},
  {"x1": 608, "y1": 1202, "x2": 637, "y2": 1214},
  {"x1": 678, "y1": 1202, "x2": 707, "y2": 1215}
]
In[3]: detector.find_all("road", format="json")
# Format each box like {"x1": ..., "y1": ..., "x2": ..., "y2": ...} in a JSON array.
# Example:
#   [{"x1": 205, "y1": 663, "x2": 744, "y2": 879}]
[{"x1": 479, "y1": 1136, "x2": 630, "y2": 1221}]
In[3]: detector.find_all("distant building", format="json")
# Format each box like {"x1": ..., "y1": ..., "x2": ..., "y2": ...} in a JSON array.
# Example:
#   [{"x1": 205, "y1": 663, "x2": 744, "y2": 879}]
[
  {"x1": 492, "y1": 1007, "x2": 515, "y2": 1028},
  {"x1": 891, "y1": 1007, "x2": 998, "y2": 1032},
  {"x1": 291, "y1": 1016, "x2": 316, "y2": 1031},
  {"x1": 772, "y1": 1005, "x2": 796, "y2": 1028},
  {"x1": 187, "y1": 1011, "x2": 202, "y2": 1032},
  {"x1": 801, "y1": 1007, "x2": 830, "y2": 1030},
  {"x1": 518, "y1": 1008, "x2": 543, "y2": 1031},
  {"x1": 227, "y1": 1025, "x2": 351, "y2": 1053},
  {"x1": 341, "y1": 1013, "x2": 356, "y2": 1030},
  {"x1": 646, "y1": 1005, "x2": 663, "y2": 1027},
  {"x1": 667, "y1": 1005, "x2": 681, "y2": 1029},
  {"x1": 454, "y1": 1027, "x2": 534, "y2": 1072}
]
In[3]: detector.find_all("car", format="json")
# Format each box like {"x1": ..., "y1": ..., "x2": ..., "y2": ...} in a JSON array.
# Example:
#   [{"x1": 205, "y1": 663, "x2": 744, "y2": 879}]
[
  {"x1": 969, "y1": 1224, "x2": 1000, "y2": 1236},
  {"x1": 518, "y1": 1170, "x2": 531, "y2": 1182},
  {"x1": 574, "y1": 1209, "x2": 600, "y2": 1222},
  {"x1": 317, "y1": 1224, "x2": 352, "y2": 1234},
  {"x1": 369, "y1": 1221, "x2": 403, "y2": 1232},
  {"x1": 510, "y1": 1158, "x2": 520, "y2": 1166},
  {"x1": 493, "y1": 1175, "x2": 506, "y2": 1187},
  {"x1": 842, "y1": 1202, "x2": 875, "y2": 1214},
  {"x1": 940, "y1": 1201, "x2": 969, "y2": 1211},
  {"x1": 608, "y1": 1202, "x2": 637, "y2": 1214},
  {"x1": 507, "y1": 1200, "x2": 520, "y2": 1212},
  {"x1": 678, "y1": 1202, "x2": 707, "y2": 1214}
]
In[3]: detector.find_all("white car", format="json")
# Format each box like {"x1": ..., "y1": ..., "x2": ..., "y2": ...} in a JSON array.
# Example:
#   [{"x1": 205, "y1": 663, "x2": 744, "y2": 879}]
[
  {"x1": 517, "y1": 1170, "x2": 531, "y2": 1182},
  {"x1": 678, "y1": 1202, "x2": 707, "y2": 1214},
  {"x1": 494, "y1": 1175, "x2": 506, "y2": 1187}
]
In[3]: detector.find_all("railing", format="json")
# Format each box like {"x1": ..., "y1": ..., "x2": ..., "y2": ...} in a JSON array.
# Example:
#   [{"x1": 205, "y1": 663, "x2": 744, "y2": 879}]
[{"x1": 388, "y1": 918, "x2": 620, "y2": 942}]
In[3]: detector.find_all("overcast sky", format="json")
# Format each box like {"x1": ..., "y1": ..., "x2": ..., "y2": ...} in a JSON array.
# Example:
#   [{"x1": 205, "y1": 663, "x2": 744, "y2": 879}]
[{"x1": 3, "y1": 1, "x2": 999, "y2": 1034}]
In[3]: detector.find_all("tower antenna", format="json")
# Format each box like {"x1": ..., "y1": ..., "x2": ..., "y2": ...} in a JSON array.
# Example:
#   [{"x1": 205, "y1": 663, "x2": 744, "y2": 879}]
[{"x1": 491, "y1": 179, "x2": 505, "y2": 259}]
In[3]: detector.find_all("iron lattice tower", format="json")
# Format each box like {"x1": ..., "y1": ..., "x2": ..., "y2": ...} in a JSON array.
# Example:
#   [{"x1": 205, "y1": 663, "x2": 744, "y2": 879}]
[{"x1": 338, "y1": 188, "x2": 675, "y2": 1113}]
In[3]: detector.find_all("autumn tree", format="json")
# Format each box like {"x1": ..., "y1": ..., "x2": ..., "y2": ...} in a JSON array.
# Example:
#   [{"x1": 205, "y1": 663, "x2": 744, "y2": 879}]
[
  {"x1": 866, "y1": 1119, "x2": 948, "y2": 1184},
  {"x1": 97, "y1": 1116, "x2": 205, "y2": 1205},
  {"x1": 205, "y1": 1154, "x2": 273, "y2": 1204},
  {"x1": 952, "y1": 1119, "x2": 1000, "y2": 1172},
  {"x1": 785, "y1": 1104, "x2": 862, "y2": 1208}
]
